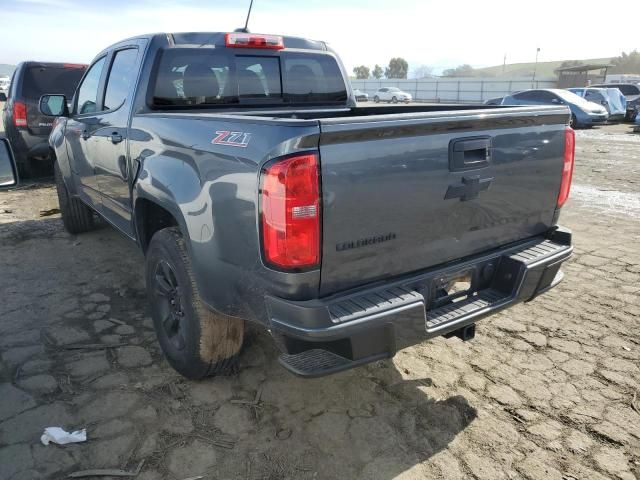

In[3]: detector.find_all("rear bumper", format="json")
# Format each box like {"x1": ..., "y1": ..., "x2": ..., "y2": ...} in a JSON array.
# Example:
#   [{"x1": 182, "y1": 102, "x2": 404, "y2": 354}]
[
  {"x1": 268, "y1": 226, "x2": 572, "y2": 377},
  {"x1": 582, "y1": 114, "x2": 608, "y2": 125},
  {"x1": 7, "y1": 129, "x2": 50, "y2": 162}
]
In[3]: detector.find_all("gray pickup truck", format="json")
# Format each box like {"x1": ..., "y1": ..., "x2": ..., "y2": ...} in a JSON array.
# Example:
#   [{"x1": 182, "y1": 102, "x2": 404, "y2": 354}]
[{"x1": 28, "y1": 32, "x2": 574, "y2": 379}]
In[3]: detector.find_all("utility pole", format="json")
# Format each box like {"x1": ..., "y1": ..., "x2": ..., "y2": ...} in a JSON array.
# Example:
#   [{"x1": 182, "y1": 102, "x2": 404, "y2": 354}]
[
  {"x1": 502, "y1": 53, "x2": 507, "y2": 75},
  {"x1": 532, "y1": 47, "x2": 540, "y2": 88}
]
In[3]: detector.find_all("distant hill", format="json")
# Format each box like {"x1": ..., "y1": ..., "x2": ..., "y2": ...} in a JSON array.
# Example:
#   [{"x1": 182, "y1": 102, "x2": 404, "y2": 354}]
[
  {"x1": 474, "y1": 57, "x2": 612, "y2": 78},
  {"x1": 0, "y1": 64, "x2": 15, "y2": 77}
]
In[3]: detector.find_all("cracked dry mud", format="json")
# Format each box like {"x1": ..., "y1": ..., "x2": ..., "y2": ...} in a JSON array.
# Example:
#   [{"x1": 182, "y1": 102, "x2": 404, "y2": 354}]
[{"x1": 0, "y1": 123, "x2": 639, "y2": 479}]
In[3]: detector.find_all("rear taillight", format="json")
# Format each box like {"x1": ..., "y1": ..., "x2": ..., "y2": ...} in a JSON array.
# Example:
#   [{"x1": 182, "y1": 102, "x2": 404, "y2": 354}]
[
  {"x1": 225, "y1": 33, "x2": 284, "y2": 50},
  {"x1": 261, "y1": 153, "x2": 320, "y2": 270},
  {"x1": 557, "y1": 127, "x2": 575, "y2": 208},
  {"x1": 13, "y1": 101, "x2": 27, "y2": 127}
]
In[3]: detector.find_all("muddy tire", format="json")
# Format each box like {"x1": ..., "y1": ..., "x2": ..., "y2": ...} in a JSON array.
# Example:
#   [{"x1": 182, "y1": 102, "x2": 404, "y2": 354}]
[
  {"x1": 54, "y1": 161, "x2": 95, "y2": 234},
  {"x1": 145, "y1": 227, "x2": 244, "y2": 379}
]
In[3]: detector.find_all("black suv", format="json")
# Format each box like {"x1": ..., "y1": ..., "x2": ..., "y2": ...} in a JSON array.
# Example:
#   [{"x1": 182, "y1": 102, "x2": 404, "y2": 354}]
[{"x1": 2, "y1": 62, "x2": 86, "y2": 177}]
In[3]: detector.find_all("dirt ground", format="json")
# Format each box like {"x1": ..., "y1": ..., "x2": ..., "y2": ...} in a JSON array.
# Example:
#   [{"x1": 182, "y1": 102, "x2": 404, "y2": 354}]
[{"x1": 0, "y1": 120, "x2": 639, "y2": 480}]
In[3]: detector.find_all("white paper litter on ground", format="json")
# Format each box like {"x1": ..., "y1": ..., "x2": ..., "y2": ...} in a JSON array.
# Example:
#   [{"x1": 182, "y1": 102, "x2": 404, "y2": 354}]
[{"x1": 40, "y1": 427, "x2": 87, "y2": 445}]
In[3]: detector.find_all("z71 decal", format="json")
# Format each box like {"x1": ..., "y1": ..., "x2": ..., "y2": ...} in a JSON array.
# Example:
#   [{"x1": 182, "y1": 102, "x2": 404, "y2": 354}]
[{"x1": 211, "y1": 130, "x2": 251, "y2": 148}]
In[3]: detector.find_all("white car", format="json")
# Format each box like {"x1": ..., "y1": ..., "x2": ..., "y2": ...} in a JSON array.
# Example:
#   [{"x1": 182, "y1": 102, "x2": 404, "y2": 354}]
[
  {"x1": 373, "y1": 87, "x2": 412, "y2": 104},
  {"x1": 0, "y1": 77, "x2": 9, "y2": 98}
]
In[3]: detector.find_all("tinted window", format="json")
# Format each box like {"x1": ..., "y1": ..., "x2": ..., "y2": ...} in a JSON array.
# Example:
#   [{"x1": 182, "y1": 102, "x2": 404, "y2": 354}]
[
  {"x1": 152, "y1": 48, "x2": 347, "y2": 107},
  {"x1": 594, "y1": 84, "x2": 640, "y2": 95},
  {"x1": 513, "y1": 91, "x2": 539, "y2": 101},
  {"x1": 104, "y1": 49, "x2": 138, "y2": 111},
  {"x1": 585, "y1": 91, "x2": 604, "y2": 102},
  {"x1": 236, "y1": 56, "x2": 280, "y2": 98},
  {"x1": 515, "y1": 90, "x2": 557, "y2": 103},
  {"x1": 22, "y1": 65, "x2": 85, "y2": 99},
  {"x1": 616, "y1": 85, "x2": 640, "y2": 95},
  {"x1": 76, "y1": 57, "x2": 106, "y2": 115}
]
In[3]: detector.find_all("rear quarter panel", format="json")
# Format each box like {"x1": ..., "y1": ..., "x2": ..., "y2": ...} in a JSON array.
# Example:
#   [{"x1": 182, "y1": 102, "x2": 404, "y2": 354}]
[{"x1": 129, "y1": 113, "x2": 322, "y2": 322}]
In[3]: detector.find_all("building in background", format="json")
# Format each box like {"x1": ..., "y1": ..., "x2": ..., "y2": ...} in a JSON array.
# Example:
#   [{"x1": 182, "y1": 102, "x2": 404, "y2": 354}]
[{"x1": 556, "y1": 64, "x2": 613, "y2": 88}]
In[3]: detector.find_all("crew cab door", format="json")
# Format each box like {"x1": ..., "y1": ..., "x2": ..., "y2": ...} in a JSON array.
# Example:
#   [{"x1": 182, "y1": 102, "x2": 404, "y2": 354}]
[
  {"x1": 92, "y1": 45, "x2": 143, "y2": 237},
  {"x1": 65, "y1": 56, "x2": 108, "y2": 209}
]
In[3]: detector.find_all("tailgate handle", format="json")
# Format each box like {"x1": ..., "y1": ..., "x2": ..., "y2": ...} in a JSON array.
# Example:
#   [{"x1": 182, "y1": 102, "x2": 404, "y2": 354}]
[{"x1": 449, "y1": 136, "x2": 491, "y2": 171}]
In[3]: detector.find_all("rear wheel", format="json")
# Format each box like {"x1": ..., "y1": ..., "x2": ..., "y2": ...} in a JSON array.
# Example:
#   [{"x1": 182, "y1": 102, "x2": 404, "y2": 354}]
[
  {"x1": 145, "y1": 227, "x2": 244, "y2": 379},
  {"x1": 54, "y1": 161, "x2": 95, "y2": 234},
  {"x1": 373, "y1": 96, "x2": 380, "y2": 103}
]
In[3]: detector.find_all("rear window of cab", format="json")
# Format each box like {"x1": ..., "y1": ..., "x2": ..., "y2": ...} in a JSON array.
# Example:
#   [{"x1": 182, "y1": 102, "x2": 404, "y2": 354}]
[{"x1": 151, "y1": 48, "x2": 348, "y2": 108}]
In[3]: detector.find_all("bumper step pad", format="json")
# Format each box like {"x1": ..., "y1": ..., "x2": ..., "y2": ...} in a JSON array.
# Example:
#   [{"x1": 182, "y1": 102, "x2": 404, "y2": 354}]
[
  {"x1": 279, "y1": 349, "x2": 387, "y2": 378},
  {"x1": 426, "y1": 288, "x2": 507, "y2": 331}
]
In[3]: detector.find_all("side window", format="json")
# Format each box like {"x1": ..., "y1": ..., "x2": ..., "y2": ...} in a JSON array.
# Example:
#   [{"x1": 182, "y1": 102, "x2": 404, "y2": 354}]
[
  {"x1": 513, "y1": 91, "x2": 537, "y2": 102},
  {"x1": 586, "y1": 91, "x2": 604, "y2": 102},
  {"x1": 104, "y1": 49, "x2": 138, "y2": 111},
  {"x1": 76, "y1": 57, "x2": 106, "y2": 115}
]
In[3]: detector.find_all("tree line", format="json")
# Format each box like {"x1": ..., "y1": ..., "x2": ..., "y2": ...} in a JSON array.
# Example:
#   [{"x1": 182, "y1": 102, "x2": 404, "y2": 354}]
[
  {"x1": 353, "y1": 58, "x2": 480, "y2": 79},
  {"x1": 352, "y1": 58, "x2": 409, "y2": 79},
  {"x1": 354, "y1": 50, "x2": 640, "y2": 80}
]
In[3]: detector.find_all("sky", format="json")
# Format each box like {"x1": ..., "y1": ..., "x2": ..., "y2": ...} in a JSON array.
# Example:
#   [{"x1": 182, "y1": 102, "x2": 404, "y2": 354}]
[{"x1": 0, "y1": 0, "x2": 638, "y2": 75}]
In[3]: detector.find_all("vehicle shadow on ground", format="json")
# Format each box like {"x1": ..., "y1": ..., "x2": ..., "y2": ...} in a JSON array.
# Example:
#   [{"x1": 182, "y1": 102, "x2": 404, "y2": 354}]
[
  {"x1": 0, "y1": 213, "x2": 477, "y2": 479},
  {"x1": 222, "y1": 325, "x2": 479, "y2": 479}
]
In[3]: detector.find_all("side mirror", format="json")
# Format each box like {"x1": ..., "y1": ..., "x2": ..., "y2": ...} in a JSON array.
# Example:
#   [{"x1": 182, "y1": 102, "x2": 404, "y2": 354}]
[
  {"x1": 39, "y1": 94, "x2": 69, "y2": 117},
  {"x1": 0, "y1": 92, "x2": 6, "y2": 102},
  {"x1": 0, "y1": 138, "x2": 18, "y2": 188}
]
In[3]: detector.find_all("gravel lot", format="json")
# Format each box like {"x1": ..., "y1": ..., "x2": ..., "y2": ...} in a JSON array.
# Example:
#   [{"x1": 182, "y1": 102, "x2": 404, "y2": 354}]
[{"x1": 0, "y1": 112, "x2": 639, "y2": 479}]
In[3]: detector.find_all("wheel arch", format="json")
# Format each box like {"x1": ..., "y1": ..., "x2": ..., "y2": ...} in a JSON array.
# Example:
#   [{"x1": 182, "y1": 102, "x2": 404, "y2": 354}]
[{"x1": 134, "y1": 196, "x2": 183, "y2": 254}]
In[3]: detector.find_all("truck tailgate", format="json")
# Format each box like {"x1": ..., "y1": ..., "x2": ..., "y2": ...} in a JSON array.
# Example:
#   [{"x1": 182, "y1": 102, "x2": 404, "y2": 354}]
[{"x1": 318, "y1": 106, "x2": 569, "y2": 295}]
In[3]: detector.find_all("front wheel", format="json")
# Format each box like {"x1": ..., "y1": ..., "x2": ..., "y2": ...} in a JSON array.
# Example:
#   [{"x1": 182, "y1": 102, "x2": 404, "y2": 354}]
[
  {"x1": 391, "y1": 96, "x2": 398, "y2": 104},
  {"x1": 145, "y1": 227, "x2": 244, "y2": 379},
  {"x1": 373, "y1": 96, "x2": 380, "y2": 103},
  {"x1": 569, "y1": 114, "x2": 578, "y2": 129}
]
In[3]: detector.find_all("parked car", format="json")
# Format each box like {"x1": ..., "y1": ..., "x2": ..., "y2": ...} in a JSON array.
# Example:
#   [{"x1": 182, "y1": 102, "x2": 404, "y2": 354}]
[
  {"x1": 1, "y1": 31, "x2": 574, "y2": 380},
  {"x1": 1, "y1": 62, "x2": 86, "y2": 177},
  {"x1": 373, "y1": 87, "x2": 412, "y2": 103},
  {"x1": 0, "y1": 76, "x2": 10, "y2": 97},
  {"x1": 353, "y1": 88, "x2": 369, "y2": 102},
  {"x1": 568, "y1": 87, "x2": 626, "y2": 122},
  {"x1": 501, "y1": 89, "x2": 608, "y2": 128},
  {"x1": 591, "y1": 83, "x2": 640, "y2": 121}
]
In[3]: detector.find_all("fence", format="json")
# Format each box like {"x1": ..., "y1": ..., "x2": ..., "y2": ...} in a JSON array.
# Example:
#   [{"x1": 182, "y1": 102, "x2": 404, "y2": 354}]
[{"x1": 350, "y1": 77, "x2": 558, "y2": 103}]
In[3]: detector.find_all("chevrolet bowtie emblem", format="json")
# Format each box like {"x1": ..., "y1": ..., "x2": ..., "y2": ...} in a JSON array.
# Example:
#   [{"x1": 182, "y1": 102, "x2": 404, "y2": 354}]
[{"x1": 445, "y1": 176, "x2": 493, "y2": 201}]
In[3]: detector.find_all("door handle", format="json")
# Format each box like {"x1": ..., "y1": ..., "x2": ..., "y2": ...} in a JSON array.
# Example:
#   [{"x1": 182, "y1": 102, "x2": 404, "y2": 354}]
[
  {"x1": 81, "y1": 130, "x2": 90, "y2": 140},
  {"x1": 110, "y1": 133, "x2": 123, "y2": 144},
  {"x1": 449, "y1": 136, "x2": 491, "y2": 172}
]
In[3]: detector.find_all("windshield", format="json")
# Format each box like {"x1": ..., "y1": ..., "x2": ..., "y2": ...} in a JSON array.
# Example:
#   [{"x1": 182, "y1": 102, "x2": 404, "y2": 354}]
[
  {"x1": 152, "y1": 48, "x2": 348, "y2": 108},
  {"x1": 555, "y1": 89, "x2": 595, "y2": 107}
]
